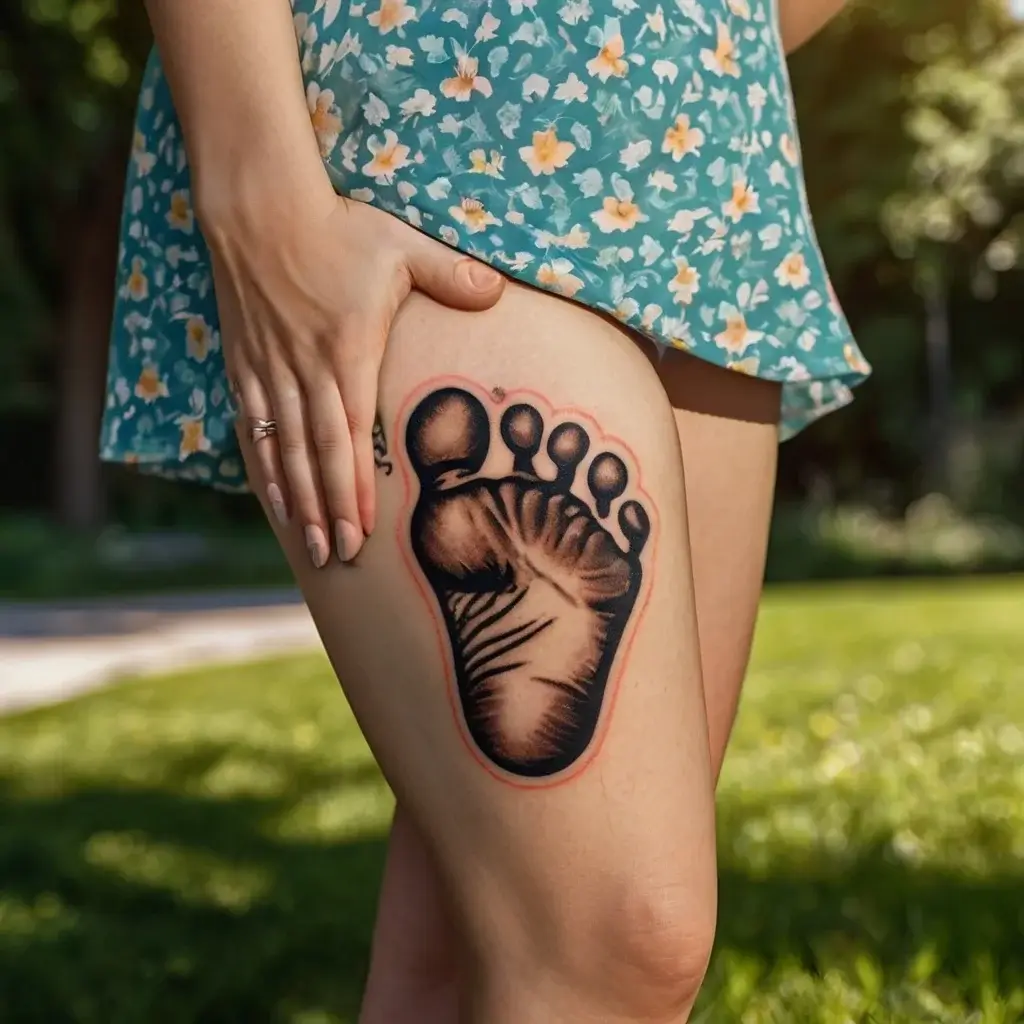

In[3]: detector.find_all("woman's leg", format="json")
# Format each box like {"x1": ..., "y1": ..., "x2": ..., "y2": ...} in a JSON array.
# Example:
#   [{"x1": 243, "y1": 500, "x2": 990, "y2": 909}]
[
  {"x1": 242, "y1": 281, "x2": 717, "y2": 1023},
  {"x1": 358, "y1": 348, "x2": 780, "y2": 1024},
  {"x1": 655, "y1": 352, "x2": 781, "y2": 779}
]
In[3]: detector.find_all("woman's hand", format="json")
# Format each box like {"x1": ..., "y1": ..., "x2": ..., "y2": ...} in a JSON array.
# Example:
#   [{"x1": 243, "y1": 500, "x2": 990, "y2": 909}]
[{"x1": 201, "y1": 183, "x2": 505, "y2": 568}]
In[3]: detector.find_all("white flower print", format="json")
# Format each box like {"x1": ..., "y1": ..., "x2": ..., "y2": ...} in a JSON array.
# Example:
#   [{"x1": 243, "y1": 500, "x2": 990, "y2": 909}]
[
  {"x1": 441, "y1": 55, "x2": 493, "y2": 101},
  {"x1": 620, "y1": 139, "x2": 652, "y2": 170},
  {"x1": 476, "y1": 12, "x2": 501, "y2": 42},
  {"x1": 523, "y1": 74, "x2": 550, "y2": 100},
  {"x1": 400, "y1": 88, "x2": 436, "y2": 119},
  {"x1": 555, "y1": 73, "x2": 589, "y2": 103},
  {"x1": 386, "y1": 45, "x2": 414, "y2": 67},
  {"x1": 102, "y1": 0, "x2": 870, "y2": 489}
]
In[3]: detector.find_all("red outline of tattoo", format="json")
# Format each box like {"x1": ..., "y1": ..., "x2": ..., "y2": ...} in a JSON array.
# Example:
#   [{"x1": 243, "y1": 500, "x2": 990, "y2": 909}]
[{"x1": 392, "y1": 374, "x2": 659, "y2": 791}]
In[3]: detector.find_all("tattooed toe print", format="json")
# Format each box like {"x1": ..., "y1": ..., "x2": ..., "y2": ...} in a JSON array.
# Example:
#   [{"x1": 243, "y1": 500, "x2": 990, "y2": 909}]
[{"x1": 405, "y1": 386, "x2": 652, "y2": 780}]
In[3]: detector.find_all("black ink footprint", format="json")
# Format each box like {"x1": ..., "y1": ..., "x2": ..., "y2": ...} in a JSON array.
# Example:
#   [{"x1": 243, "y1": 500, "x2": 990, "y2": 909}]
[{"x1": 406, "y1": 387, "x2": 651, "y2": 779}]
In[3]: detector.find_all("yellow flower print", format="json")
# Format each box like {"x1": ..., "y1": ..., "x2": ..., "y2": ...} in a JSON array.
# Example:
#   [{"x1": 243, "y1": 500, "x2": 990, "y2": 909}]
[
  {"x1": 519, "y1": 127, "x2": 575, "y2": 176},
  {"x1": 179, "y1": 418, "x2": 212, "y2": 459},
  {"x1": 537, "y1": 259, "x2": 584, "y2": 298},
  {"x1": 440, "y1": 55, "x2": 493, "y2": 102},
  {"x1": 723, "y1": 178, "x2": 760, "y2": 222},
  {"x1": 586, "y1": 34, "x2": 628, "y2": 82},
  {"x1": 715, "y1": 313, "x2": 764, "y2": 355},
  {"x1": 700, "y1": 21, "x2": 740, "y2": 79},
  {"x1": 591, "y1": 197, "x2": 646, "y2": 233},
  {"x1": 134, "y1": 365, "x2": 169, "y2": 403},
  {"x1": 668, "y1": 258, "x2": 700, "y2": 304},
  {"x1": 469, "y1": 148, "x2": 505, "y2": 177},
  {"x1": 166, "y1": 190, "x2": 194, "y2": 233},
  {"x1": 614, "y1": 298, "x2": 640, "y2": 321},
  {"x1": 844, "y1": 344, "x2": 871, "y2": 374},
  {"x1": 775, "y1": 252, "x2": 810, "y2": 289},
  {"x1": 537, "y1": 223, "x2": 591, "y2": 249},
  {"x1": 362, "y1": 129, "x2": 412, "y2": 183},
  {"x1": 131, "y1": 130, "x2": 156, "y2": 175},
  {"x1": 662, "y1": 115, "x2": 705, "y2": 161},
  {"x1": 449, "y1": 198, "x2": 502, "y2": 234},
  {"x1": 185, "y1": 315, "x2": 215, "y2": 361},
  {"x1": 728, "y1": 356, "x2": 761, "y2": 374},
  {"x1": 307, "y1": 82, "x2": 343, "y2": 157},
  {"x1": 127, "y1": 256, "x2": 149, "y2": 302},
  {"x1": 727, "y1": 0, "x2": 751, "y2": 18},
  {"x1": 780, "y1": 133, "x2": 800, "y2": 167},
  {"x1": 367, "y1": 0, "x2": 417, "y2": 34}
]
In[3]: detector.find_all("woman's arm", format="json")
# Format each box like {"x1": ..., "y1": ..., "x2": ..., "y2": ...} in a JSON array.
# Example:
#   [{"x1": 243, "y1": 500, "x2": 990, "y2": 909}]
[
  {"x1": 143, "y1": 0, "x2": 504, "y2": 565},
  {"x1": 777, "y1": 0, "x2": 849, "y2": 54},
  {"x1": 144, "y1": 0, "x2": 331, "y2": 220}
]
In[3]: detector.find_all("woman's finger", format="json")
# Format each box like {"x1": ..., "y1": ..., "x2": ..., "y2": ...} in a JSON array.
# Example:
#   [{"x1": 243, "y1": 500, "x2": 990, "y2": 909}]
[
  {"x1": 337, "y1": 346, "x2": 381, "y2": 539},
  {"x1": 235, "y1": 369, "x2": 289, "y2": 527},
  {"x1": 304, "y1": 375, "x2": 363, "y2": 562},
  {"x1": 402, "y1": 227, "x2": 505, "y2": 312},
  {"x1": 267, "y1": 366, "x2": 331, "y2": 569}
]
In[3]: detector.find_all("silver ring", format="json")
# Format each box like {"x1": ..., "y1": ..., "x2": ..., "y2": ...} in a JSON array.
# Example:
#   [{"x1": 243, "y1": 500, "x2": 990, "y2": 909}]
[{"x1": 248, "y1": 417, "x2": 278, "y2": 443}]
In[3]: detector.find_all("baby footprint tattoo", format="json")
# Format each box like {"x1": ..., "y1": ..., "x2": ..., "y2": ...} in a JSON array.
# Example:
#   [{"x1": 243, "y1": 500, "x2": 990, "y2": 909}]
[{"x1": 405, "y1": 386, "x2": 651, "y2": 779}]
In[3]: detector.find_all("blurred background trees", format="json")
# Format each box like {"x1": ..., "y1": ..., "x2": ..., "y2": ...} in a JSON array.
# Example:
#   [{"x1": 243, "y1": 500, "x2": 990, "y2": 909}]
[{"x1": 1, "y1": 0, "x2": 1022, "y2": 540}]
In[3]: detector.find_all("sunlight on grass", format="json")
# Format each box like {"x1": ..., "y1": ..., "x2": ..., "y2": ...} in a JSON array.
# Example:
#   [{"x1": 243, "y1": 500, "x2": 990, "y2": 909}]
[{"x1": 1, "y1": 579, "x2": 1022, "y2": 1022}]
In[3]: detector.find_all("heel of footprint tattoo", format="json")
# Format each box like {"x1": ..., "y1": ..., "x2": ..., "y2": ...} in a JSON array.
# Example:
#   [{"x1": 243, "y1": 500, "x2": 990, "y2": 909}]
[{"x1": 405, "y1": 386, "x2": 651, "y2": 780}]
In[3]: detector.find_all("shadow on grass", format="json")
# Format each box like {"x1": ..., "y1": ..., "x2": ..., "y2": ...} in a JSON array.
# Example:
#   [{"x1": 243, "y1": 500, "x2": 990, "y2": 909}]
[{"x1": 0, "y1": 771, "x2": 1021, "y2": 1022}]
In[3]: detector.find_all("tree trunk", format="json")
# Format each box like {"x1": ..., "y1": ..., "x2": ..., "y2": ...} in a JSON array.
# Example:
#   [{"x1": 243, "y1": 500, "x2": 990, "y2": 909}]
[
  {"x1": 923, "y1": 274, "x2": 952, "y2": 496},
  {"x1": 53, "y1": 146, "x2": 126, "y2": 531}
]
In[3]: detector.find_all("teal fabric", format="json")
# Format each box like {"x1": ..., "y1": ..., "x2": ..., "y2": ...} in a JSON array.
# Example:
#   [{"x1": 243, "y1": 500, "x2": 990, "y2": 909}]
[{"x1": 99, "y1": 0, "x2": 870, "y2": 491}]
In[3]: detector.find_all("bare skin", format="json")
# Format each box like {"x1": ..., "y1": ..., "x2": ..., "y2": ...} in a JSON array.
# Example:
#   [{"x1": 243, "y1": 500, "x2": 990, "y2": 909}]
[
  {"x1": 144, "y1": 0, "x2": 842, "y2": 1017},
  {"x1": 359, "y1": 351, "x2": 779, "y2": 1023},
  {"x1": 242, "y1": 283, "x2": 719, "y2": 1023},
  {"x1": 355, "y1": 0, "x2": 847, "y2": 1012}
]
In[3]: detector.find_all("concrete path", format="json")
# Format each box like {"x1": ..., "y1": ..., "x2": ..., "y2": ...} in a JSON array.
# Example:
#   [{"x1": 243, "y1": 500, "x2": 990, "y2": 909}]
[{"x1": 0, "y1": 589, "x2": 320, "y2": 716}]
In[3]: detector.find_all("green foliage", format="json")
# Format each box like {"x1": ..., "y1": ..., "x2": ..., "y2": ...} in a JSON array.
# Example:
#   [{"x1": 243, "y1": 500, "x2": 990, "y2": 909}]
[
  {"x1": 1, "y1": 0, "x2": 1022, "y2": 518},
  {"x1": 0, "y1": 580, "x2": 1022, "y2": 1021},
  {"x1": 0, "y1": 0, "x2": 148, "y2": 407}
]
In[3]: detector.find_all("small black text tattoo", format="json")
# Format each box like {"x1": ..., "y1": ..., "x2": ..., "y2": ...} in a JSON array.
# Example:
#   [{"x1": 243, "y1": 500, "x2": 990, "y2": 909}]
[{"x1": 373, "y1": 412, "x2": 393, "y2": 475}]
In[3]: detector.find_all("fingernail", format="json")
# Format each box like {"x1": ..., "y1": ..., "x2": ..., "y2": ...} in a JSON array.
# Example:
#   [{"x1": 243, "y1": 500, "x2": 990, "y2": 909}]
[
  {"x1": 335, "y1": 519, "x2": 362, "y2": 563},
  {"x1": 461, "y1": 258, "x2": 500, "y2": 291},
  {"x1": 267, "y1": 483, "x2": 288, "y2": 526},
  {"x1": 305, "y1": 525, "x2": 328, "y2": 569}
]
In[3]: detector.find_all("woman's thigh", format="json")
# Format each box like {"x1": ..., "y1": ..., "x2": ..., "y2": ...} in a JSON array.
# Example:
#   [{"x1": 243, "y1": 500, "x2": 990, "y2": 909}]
[
  {"x1": 358, "y1": 342, "x2": 780, "y2": 1022},
  {"x1": 654, "y1": 351, "x2": 781, "y2": 776},
  {"x1": 241, "y1": 281, "x2": 717, "y2": 1020}
]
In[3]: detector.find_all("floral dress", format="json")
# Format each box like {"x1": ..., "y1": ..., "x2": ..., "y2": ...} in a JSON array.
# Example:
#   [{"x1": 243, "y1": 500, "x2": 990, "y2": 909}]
[{"x1": 100, "y1": 0, "x2": 871, "y2": 491}]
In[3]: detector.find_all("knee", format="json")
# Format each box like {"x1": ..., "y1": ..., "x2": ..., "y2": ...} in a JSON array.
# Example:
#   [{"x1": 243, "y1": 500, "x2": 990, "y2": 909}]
[
  {"x1": 591, "y1": 879, "x2": 717, "y2": 1019},
  {"x1": 520, "y1": 874, "x2": 717, "y2": 1021}
]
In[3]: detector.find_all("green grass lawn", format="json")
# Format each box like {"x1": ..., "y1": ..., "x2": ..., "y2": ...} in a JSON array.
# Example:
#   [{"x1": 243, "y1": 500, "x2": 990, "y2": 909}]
[{"x1": 1, "y1": 579, "x2": 1022, "y2": 1023}]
